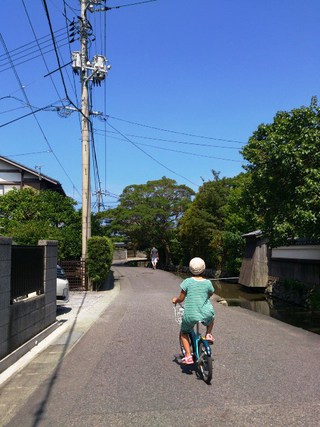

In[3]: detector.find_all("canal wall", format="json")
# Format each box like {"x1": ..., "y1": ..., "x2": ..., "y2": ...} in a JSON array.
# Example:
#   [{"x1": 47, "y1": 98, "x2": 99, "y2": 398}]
[
  {"x1": 239, "y1": 234, "x2": 320, "y2": 307},
  {"x1": 270, "y1": 245, "x2": 320, "y2": 285},
  {"x1": 268, "y1": 245, "x2": 320, "y2": 308}
]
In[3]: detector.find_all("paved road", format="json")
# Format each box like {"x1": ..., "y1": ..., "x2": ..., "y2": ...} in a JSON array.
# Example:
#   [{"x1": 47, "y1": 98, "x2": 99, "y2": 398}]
[{"x1": 1, "y1": 265, "x2": 320, "y2": 426}]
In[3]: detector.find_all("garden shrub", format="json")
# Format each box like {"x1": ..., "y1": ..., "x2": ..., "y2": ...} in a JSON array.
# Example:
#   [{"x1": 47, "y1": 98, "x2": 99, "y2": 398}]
[{"x1": 87, "y1": 236, "x2": 114, "y2": 290}]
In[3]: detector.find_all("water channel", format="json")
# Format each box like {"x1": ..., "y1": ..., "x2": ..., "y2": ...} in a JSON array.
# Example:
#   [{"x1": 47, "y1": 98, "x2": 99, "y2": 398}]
[{"x1": 213, "y1": 280, "x2": 320, "y2": 336}]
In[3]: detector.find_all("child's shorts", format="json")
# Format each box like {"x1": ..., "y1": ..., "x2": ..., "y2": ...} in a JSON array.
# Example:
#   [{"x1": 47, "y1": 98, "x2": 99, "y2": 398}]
[{"x1": 181, "y1": 312, "x2": 215, "y2": 334}]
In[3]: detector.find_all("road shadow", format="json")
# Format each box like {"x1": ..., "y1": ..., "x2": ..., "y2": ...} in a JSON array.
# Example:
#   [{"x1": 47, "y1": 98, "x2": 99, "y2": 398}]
[
  {"x1": 56, "y1": 306, "x2": 72, "y2": 315},
  {"x1": 31, "y1": 291, "x2": 89, "y2": 426},
  {"x1": 173, "y1": 353, "x2": 196, "y2": 376},
  {"x1": 173, "y1": 354, "x2": 206, "y2": 382},
  {"x1": 11, "y1": 270, "x2": 116, "y2": 426}
]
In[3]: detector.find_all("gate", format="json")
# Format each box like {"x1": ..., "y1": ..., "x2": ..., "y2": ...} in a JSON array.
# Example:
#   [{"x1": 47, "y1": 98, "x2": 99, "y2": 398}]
[
  {"x1": 60, "y1": 260, "x2": 88, "y2": 291},
  {"x1": 11, "y1": 246, "x2": 45, "y2": 301}
]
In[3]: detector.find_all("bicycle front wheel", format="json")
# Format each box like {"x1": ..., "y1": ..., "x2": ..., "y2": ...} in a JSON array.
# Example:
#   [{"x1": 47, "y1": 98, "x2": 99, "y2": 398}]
[{"x1": 198, "y1": 341, "x2": 212, "y2": 384}]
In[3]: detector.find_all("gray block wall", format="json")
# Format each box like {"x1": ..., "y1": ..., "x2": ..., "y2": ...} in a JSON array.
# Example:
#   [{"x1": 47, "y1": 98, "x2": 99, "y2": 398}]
[{"x1": 0, "y1": 238, "x2": 57, "y2": 360}]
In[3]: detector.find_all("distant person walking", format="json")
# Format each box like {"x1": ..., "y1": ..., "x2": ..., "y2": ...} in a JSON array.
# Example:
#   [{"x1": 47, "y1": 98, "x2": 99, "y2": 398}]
[{"x1": 150, "y1": 247, "x2": 159, "y2": 270}]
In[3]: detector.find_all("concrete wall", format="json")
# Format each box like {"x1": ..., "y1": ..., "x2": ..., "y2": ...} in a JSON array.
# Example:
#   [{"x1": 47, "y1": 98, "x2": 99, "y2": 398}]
[
  {"x1": 113, "y1": 249, "x2": 127, "y2": 260},
  {"x1": 269, "y1": 258, "x2": 320, "y2": 287},
  {"x1": 239, "y1": 237, "x2": 320, "y2": 289},
  {"x1": 0, "y1": 238, "x2": 57, "y2": 360}
]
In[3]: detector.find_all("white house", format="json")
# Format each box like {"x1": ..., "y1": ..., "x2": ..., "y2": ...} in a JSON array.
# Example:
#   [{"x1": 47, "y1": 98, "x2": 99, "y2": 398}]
[{"x1": 0, "y1": 156, "x2": 65, "y2": 196}]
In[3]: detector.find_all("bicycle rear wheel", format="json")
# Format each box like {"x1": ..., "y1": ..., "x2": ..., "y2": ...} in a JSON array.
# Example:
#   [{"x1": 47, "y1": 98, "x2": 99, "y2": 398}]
[{"x1": 198, "y1": 341, "x2": 212, "y2": 384}]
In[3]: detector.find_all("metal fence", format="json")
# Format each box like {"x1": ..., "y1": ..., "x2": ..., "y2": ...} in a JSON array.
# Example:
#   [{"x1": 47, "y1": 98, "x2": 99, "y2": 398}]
[
  {"x1": 11, "y1": 246, "x2": 45, "y2": 302},
  {"x1": 60, "y1": 260, "x2": 88, "y2": 291}
]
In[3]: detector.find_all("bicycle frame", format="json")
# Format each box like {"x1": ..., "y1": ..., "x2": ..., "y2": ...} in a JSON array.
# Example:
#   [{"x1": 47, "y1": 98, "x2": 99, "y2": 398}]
[{"x1": 188, "y1": 323, "x2": 212, "y2": 361}]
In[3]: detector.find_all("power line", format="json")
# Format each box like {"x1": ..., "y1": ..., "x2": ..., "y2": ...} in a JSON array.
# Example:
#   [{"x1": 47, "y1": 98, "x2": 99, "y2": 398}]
[
  {"x1": 0, "y1": 33, "x2": 69, "y2": 73},
  {"x1": 105, "y1": 136, "x2": 243, "y2": 162},
  {"x1": 0, "y1": 27, "x2": 67, "y2": 63},
  {"x1": 105, "y1": 0, "x2": 158, "y2": 10},
  {"x1": 106, "y1": 121, "x2": 200, "y2": 188},
  {"x1": 107, "y1": 115, "x2": 245, "y2": 144},
  {"x1": 0, "y1": 31, "x2": 81, "y2": 198},
  {"x1": 0, "y1": 106, "x2": 25, "y2": 115},
  {"x1": 22, "y1": 0, "x2": 66, "y2": 108},
  {"x1": 89, "y1": 87, "x2": 103, "y2": 199},
  {"x1": 4, "y1": 150, "x2": 52, "y2": 157},
  {"x1": 61, "y1": 0, "x2": 81, "y2": 128},
  {"x1": 48, "y1": 0, "x2": 79, "y2": 16},
  {"x1": 0, "y1": 100, "x2": 68, "y2": 128},
  {"x1": 94, "y1": 128, "x2": 242, "y2": 149},
  {"x1": 0, "y1": 40, "x2": 72, "y2": 74}
]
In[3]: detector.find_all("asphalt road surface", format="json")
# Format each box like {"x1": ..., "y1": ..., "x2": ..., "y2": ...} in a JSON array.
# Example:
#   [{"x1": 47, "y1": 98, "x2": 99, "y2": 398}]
[{"x1": 2, "y1": 265, "x2": 320, "y2": 426}]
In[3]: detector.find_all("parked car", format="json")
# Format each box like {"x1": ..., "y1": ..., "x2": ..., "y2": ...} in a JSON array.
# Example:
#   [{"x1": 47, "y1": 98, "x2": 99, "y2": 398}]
[{"x1": 57, "y1": 265, "x2": 69, "y2": 302}]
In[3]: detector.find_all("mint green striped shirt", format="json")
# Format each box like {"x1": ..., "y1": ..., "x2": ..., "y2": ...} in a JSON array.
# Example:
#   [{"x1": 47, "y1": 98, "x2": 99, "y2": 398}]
[{"x1": 181, "y1": 277, "x2": 215, "y2": 325}]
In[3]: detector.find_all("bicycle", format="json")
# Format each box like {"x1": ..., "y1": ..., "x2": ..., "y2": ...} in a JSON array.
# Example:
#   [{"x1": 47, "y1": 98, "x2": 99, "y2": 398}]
[{"x1": 174, "y1": 303, "x2": 213, "y2": 384}]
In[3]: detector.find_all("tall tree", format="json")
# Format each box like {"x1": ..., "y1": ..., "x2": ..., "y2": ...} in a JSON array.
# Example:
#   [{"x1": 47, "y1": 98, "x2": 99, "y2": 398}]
[
  {"x1": 179, "y1": 172, "x2": 255, "y2": 274},
  {"x1": 0, "y1": 188, "x2": 81, "y2": 259},
  {"x1": 242, "y1": 97, "x2": 320, "y2": 245},
  {"x1": 107, "y1": 177, "x2": 195, "y2": 264},
  {"x1": 179, "y1": 171, "x2": 231, "y2": 267}
]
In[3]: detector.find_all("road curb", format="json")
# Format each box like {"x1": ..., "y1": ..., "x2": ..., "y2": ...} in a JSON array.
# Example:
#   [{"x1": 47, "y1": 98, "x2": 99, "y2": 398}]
[{"x1": 0, "y1": 321, "x2": 61, "y2": 375}]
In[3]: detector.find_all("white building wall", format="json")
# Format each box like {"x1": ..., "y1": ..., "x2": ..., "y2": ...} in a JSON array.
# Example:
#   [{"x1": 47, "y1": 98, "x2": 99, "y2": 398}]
[{"x1": 272, "y1": 245, "x2": 320, "y2": 261}]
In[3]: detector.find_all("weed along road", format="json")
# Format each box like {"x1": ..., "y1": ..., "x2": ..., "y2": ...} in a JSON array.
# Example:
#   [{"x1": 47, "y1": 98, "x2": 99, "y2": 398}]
[{"x1": 2, "y1": 265, "x2": 320, "y2": 426}]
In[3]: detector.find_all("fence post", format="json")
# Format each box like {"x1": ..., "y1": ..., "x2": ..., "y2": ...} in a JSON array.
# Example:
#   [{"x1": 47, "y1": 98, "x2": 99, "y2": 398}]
[{"x1": 38, "y1": 240, "x2": 58, "y2": 325}]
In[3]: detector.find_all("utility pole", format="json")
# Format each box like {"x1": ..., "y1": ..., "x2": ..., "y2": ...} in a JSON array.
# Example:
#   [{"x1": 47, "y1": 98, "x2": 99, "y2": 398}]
[
  {"x1": 71, "y1": 1, "x2": 111, "y2": 270},
  {"x1": 80, "y1": 0, "x2": 91, "y2": 262}
]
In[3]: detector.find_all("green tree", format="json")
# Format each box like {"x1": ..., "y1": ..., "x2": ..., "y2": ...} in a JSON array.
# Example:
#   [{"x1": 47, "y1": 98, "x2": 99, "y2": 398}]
[
  {"x1": 179, "y1": 172, "x2": 254, "y2": 274},
  {"x1": 179, "y1": 171, "x2": 232, "y2": 267},
  {"x1": 106, "y1": 177, "x2": 194, "y2": 265},
  {"x1": 0, "y1": 188, "x2": 81, "y2": 259},
  {"x1": 223, "y1": 173, "x2": 259, "y2": 234},
  {"x1": 179, "y1": 204, "x2": 216, "y2": 264},
  {"x1": 242, "y1": 97, "x2": 320, "y2": 245}
]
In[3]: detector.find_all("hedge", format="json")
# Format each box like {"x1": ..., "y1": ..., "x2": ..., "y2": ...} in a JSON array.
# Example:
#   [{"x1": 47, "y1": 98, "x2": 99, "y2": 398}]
[{"x1": 87, "y1": 236, "x2": 114, "y2": 289}]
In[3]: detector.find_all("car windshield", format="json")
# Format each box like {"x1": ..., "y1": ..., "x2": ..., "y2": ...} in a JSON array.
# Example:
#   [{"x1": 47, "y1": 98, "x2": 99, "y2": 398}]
[{"x1": 57, "y1": 265, "x2": 66, "y2": 279}]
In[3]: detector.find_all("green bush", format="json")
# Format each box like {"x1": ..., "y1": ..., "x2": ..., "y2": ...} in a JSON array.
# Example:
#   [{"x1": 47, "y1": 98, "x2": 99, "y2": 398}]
[
  {"x1": 87, "y1": 236, "x2": 114, "y2": 289},
  {"x1": 309, "y1": 290, "x2": 320, "y2": 310},
  {"x1": 281, "y1": 279, "x2": 305, "y2": 293}
]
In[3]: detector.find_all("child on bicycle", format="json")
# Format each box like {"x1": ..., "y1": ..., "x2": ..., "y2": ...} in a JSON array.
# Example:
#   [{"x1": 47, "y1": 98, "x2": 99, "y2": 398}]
[{"x1": 172, "y1": 257, "x2": 215, "y2": 365}]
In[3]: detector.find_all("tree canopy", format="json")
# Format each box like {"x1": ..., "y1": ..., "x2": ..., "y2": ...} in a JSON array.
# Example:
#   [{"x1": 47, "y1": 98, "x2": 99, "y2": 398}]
[
  {"x1": 105, "y1": 177, "x2": 195, "y2": 264},
  {"x1": 0, "y1": 188, "x2": 82, "y2": 259},
  {"x1": 179, "y1": 171, "x2": 251, "y2": 273},
  {"x1": 242, "y1": 97, "x2": 320, "y2": 245}
]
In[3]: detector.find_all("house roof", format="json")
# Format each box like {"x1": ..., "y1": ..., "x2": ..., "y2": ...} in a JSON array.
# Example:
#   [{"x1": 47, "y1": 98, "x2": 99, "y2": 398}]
[
  {"x1": 242, "y1": 230, "x2": 263, "y2": 238},
  {"x1": 0, "y1": 155, "x2": 65, "y2": 196}
]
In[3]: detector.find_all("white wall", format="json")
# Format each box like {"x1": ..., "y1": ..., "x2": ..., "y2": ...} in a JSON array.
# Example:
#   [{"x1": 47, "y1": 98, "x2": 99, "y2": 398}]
[{"x1": 272, "y1": 245, "x2": 320, "y2": 261}]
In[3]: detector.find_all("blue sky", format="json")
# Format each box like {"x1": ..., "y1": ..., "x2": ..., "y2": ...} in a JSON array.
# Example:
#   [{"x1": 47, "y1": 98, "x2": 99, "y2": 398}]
[{"x1": 1, "y1": 0, "x2": 319, "y2": 210}]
